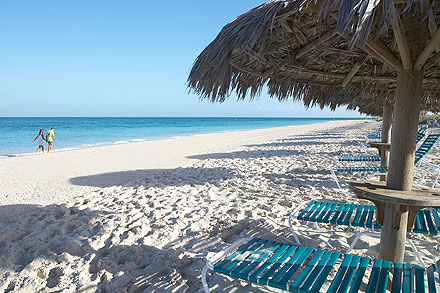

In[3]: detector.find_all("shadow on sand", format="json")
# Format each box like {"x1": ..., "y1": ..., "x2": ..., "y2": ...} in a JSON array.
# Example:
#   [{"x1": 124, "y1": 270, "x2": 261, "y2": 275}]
[
  {"x1": 0, "y1": 203, "x2": 201, "y2": 292},
  {"x1": 69, "y1": 167, "x2": 237, "y2": 188}
]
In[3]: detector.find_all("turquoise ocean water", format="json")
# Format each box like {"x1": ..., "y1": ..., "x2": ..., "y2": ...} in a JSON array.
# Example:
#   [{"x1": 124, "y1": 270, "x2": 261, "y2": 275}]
[{"x1": 0, "y1": 117, "x2": 358, "y2": 157}]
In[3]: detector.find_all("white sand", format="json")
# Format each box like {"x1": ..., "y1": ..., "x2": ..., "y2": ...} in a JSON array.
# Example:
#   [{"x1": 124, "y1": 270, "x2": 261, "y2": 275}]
[{"x1": 1, "y1": 120, "x2": 439, "y2": 292}]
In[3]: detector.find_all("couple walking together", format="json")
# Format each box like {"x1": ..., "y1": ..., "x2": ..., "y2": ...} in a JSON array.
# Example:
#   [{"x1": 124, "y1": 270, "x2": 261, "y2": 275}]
[{"x1": 33, "y1": 127, "x2": 56, "y2": 153}]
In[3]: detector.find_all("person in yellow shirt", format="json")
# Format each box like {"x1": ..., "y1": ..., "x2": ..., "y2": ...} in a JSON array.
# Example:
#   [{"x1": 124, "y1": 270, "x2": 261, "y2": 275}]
[{"x1": 46, "y1": 127, "x2": 56, "y2": 153}]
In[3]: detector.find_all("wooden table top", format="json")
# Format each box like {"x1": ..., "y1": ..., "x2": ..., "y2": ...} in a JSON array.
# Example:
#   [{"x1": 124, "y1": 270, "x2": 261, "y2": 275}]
[
  {"x1": 368, "y1": 142, "x2": 391, "y2": 148},
  {"x1": 349, "y1": 181, "x2": 440, "y2": 207}
]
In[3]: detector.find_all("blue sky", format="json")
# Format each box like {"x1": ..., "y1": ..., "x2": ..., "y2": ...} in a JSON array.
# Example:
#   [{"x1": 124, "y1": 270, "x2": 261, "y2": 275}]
[{"x1": 0, "y1": 1, "x2": 362, "y2": 117}]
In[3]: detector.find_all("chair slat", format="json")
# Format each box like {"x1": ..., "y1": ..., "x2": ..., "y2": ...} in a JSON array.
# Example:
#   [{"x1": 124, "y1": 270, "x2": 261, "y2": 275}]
[
  {"x1": 316, "y1": 202, "x2": 334, "y2": 223},
  {"x1": 338, "y1": 255, "x2": 362, "y2": 292},
  {"x1": 255, "y1": 244, "x2": 297, "y2": 284},
  {"x1": 309, "y1": 252, "x2": 342, "y2": 292},
  {"x1": 391, "y1": 262, "x2": 404, "y2": 293},
  {"x1": 365, "y1": 259, "x2": 384, "y2": 292},
  {"x1": 330, "y1": 203, "x2": 347, "y2": 225},
  {"x1": 376, "y1": 260, "x2": 392, "y2": 292},
  {"x1": 433, "y1": 209, "x2": 440, "y2": 232},
  {"x1": 348, "y1": 257, "x2": 372, "y2": 293},
  {"x1": 417, "y1": 212, "x2": 429, "y2": 234},
  {"x1": 327, "y1": 254, "x2": 353, "y2": 293},
  {"x1": 413, "y1": 213, "x2": 423, "y2": 233},
  {"x1": 309, "y1": 201, "x2": 329, "y2": 222},
  {"x1": 288, "y1": 249, "x2": 326, "y2": 291},
  {"x1": 351, "y1": 205, "x2": 365, "y2": 227},
  {"x1": 293, "y1": 250, "x2": 338, "y2": 292},
  {"x1": 230, "y1": 240, "x2": 278, "y2": 278},
  {"x1": 214, "y1": 238, "x2": 263, "y2": 274},
  {"x1": 321, "y1": 202, "x2": 339, "y2": 223},
  {"x1": 402, "y1": 264, "x2": 414, "y2": 293},
  {"x1": 426, "y1": 264, "x2": 437, "y2": 293},
  {"x1": 339, "y1": 204, "x2": 356, "y2": 225},
  {"x1": 415, "y1": 266, "x2": 426, "y2": 293},
  {"x1": 297, "y1": 200, "x2": 317, "y2": 220},
  {"x1": 366, "y1": 205, "x2": 375, "y2": 228},
  {"x1": 423, "y1": 210, "x2": 438, "y2": 236},
  {"x1": 268, "y1": 246, "x2": 315, "y2": 289},
  {"x1": 358, "y1": 205, "x2": 370, "y2": 227},
  {"x1": 300, "y1": 201, "x2": 320, "y2": 221}
]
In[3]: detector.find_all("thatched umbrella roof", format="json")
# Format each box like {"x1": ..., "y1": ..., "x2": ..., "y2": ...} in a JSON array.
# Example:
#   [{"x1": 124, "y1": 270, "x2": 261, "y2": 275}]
[{"x1": 187, "y1": 0, "x2": 440, "y2": 112}]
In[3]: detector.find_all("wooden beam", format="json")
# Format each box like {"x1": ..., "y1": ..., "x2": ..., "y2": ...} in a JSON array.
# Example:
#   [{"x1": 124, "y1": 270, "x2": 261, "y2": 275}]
[
  {"x1": 361, "y1": 45, "x2": 389, "y2": 65},
  {"x1": 286, "y1": 65, "x2": 393, "y2": 82},
  {"x1": 230, "y1": 60, "x2": 266, "y2": 77},
  {"x1": 392, "y1": 15, "x2": 412, "y2": 69},
  {"x1": 286, "y1": 65, "x2": 440, "y2": 84},
  {"x1": 341, "y1": 55, "x2": 368, "y2": 87},
  {"x1": 296, "y1": 29, "x2": 338, "y2": 59},
  {"x1": 415, "y1": 26, "x2": 440, "y2": 69},
  {"x1": 366, "y1": 39, "x2": 403, "y2": 71},
  {"x1": 427, "y1": 15, "x2": 440, "y2": 68},
  {"x1": 424, "y1": 51, "x2": 440, "y2": 70},
  {"x1": 428, "y1": 14, "x2": 439, "y2": 50}
]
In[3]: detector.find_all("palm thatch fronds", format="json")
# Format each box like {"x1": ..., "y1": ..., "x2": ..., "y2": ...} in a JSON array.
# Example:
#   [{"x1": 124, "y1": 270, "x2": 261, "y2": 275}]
[{"x1": 187, "y1": 0, "x2": 440, "y2": 113}]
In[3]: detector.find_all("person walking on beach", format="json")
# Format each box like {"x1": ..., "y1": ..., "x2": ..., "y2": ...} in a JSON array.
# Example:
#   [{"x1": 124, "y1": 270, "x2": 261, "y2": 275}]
[
  {"x1": 32, "y1": 129, "x2": 46, "y2": 153},
  {"x1": 46, "y1": 127, "x2": 56, "y2": 153}
]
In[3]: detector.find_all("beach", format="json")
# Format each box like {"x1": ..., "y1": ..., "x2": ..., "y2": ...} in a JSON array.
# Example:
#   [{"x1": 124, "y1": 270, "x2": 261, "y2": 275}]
[{"x1": 1, "y1": 120, "x2": 439, "y2": 292}]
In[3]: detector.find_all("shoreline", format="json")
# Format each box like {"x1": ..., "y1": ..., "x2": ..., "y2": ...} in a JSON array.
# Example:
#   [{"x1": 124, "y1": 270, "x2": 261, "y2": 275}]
[
  {"x1": 0, "y1": 118, "x2": 365, "y2": 159},
  {"x1": 0, "y1": 120, "x2": 363, "y2": 159}
]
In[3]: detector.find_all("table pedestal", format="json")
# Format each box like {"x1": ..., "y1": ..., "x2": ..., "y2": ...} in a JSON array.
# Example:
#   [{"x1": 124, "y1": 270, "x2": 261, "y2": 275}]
[{"x1": 379, "y1": 203, "x2": 408, "y2": 262}]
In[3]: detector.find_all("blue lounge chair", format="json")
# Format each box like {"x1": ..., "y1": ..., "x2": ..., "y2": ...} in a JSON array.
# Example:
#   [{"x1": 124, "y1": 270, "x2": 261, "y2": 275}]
[
  {"x1": 365, "y1": 125, "x2": 382, "y2": 142},
  {"x1": 288, "y1": 200, "x2": 440, "y2": 267},
  {"x1": 331, "y1": 133, "x2": 440, "y2": 188},
  {"x1": 415, "y1": 159, "x2": 440, "y2": 188},
  {"x1": 202, "y1": 237, "x2": 440, "y2": 292},
  {"x1": 340, "y1": 126, "x2": 428, "y2": 164}
]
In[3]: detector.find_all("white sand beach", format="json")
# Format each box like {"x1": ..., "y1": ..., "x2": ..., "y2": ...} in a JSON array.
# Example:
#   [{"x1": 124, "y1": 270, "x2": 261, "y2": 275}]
[{"x1": 1, "y1": 120, "x2": 439, "y2": 292}]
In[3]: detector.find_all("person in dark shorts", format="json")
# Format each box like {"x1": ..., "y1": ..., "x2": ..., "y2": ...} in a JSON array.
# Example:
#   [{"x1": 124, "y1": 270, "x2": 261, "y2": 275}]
[{"x1": 46, "y1": 127, "x2": 56, "y2": 153}]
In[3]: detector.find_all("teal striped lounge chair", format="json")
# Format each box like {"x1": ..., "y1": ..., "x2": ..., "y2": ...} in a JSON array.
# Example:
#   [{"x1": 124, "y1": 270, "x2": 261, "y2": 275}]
[
  {"x1": 365, "y1": 125, "x2": 382, "y2": 142},
  {"x1": 340, "y1": 126, "x2": 428, "y2": 164},
  {"x1": 288, "y1": 200, "x2": 440, "y2": 267},
  {"x1": 331, "y1": 133, "x2": 440, "y2": 188},
  {"x1": 202, "y1": 237, "x2": 440, "y2": 292},
  {"x1": 415, "y1": 159, "x2": 440, "y2": 188}
]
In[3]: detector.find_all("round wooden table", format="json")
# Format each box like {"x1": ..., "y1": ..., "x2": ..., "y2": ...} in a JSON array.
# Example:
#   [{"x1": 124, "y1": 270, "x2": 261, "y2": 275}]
[
  {"x1": 368, "y1": 142, "x2": 391, "y2": 156},
  {"x1": 349, "y1": 180, "x2": 440, "y2": 229}
]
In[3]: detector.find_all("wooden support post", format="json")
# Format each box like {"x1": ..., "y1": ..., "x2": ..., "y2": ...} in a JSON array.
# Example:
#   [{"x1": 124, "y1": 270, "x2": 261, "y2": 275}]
[
  {"x1": 381, "y1": 8, "x2": 427, "y2": 262},
  {"x1": 382, "y1": 101, "x2": 393, "y2": 144},
  {"x1": 387, "y1": 69, "x2": 423, "y2": 189},
  {"x1": 380, "y1": 101, "x2": 393, "y2": 181}
]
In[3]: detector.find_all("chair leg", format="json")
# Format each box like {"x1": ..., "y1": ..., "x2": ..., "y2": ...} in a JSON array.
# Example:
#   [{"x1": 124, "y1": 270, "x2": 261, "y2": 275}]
[
  {"x1": 346, "y1": 231, "x2": 378, "y2": 254},
  {"x1": 330, "y1": 169, "x2": 342, "y2": 189},
  {"x1": 202, "y1": 264, "x2": 210, "y2": 293},
  {"x1": 288, "y1": 212, "x2": 301, "y2": 244},
  {"x1": 406, "y1": 238, "x2": 426, "y2": 267},
  {"x1": 431, "y1": 169, "x2": 440, "y2": 188},
  {"x1": 346, "y1": 231, "x2": 427, "y2": 267}
]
